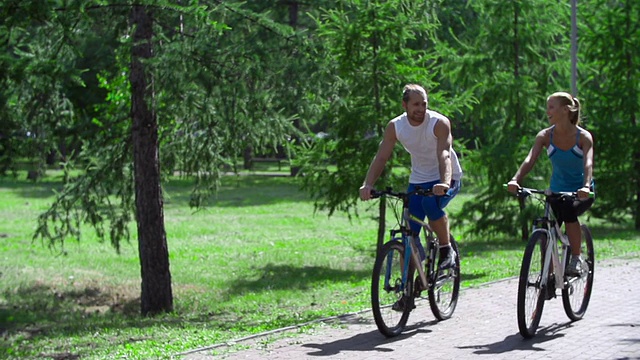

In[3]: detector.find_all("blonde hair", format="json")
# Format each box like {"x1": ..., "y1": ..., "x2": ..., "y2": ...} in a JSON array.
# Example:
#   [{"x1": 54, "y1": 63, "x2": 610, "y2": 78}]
[{"x1": 548, "y1": 91, "x2": 581, "y2": 125}]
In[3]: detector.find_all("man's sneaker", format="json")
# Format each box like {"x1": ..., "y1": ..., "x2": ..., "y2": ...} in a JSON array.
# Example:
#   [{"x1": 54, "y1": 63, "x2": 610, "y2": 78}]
[
  {"x1": 391, "y1": 296, "x2": 415, "y2": 312},
  {"x1": 566, "y1": 254, "x2": 586, "y2": 277},
  {"x1": 438, "y1": 247, "x2": 457, "y2": 270}
]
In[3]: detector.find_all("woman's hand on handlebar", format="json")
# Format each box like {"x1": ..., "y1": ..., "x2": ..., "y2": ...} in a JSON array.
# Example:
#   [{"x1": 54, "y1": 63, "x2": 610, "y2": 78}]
[{"x1": 577, "y1": 186, "x2": 591, "y2": 199}]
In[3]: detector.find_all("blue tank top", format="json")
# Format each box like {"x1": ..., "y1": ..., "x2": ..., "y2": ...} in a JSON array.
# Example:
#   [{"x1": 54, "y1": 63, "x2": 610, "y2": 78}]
[{"x1": 547, "y1": 126, "x2": 584, "y2": 192}]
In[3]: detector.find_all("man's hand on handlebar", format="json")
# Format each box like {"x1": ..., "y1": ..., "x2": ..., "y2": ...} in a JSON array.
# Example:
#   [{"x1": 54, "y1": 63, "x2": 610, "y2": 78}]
[
  {"x1": 359, "y1": 184, "x2": 374, "y2": 201},
  {"x1": 433, "y1": 183, "x2": 450, "y2": 196},
  {"x1": 507, "y1": 180, "x2": 520, "y2": 194}
]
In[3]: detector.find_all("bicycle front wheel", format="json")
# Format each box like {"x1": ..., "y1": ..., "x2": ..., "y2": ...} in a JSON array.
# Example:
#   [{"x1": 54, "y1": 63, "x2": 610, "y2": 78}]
[
  {"x1": 562, "y1": 224, "x2": 595, "y2": 321},
  {"x1": 371, "y1": 241, "x2": 413, "y2": 337},
  {"x1": 427, "y1": 236, "x2": 460, "y2": 320},
  {"x1": 517, "y1": 231, "x2": 548, "y2": 339}
]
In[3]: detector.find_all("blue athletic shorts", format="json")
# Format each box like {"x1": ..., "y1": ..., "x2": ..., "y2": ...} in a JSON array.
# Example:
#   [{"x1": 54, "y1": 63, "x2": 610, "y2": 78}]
[{"x1": 407, "y1": 179, "x2": 461, "y2": 234}]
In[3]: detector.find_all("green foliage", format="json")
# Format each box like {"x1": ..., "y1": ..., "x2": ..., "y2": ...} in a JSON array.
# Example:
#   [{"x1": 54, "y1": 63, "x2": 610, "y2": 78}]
[
  {"x1": 1, "y1": 0, "x2": 638, "y2": 286},
  {"x1": 3, "y1": 1, "x2": 310, "y2": 248},
  {"x1": 580, "y1": 0, "x2": 640, "y2": 228},
  {"x1": 441, "y1": 0, "x2": 571, "y2": 237},
  {"x1": 149, "y1": 1, "x2": 305, "y2": 205},
  {"x1": 0, "y1": 0, "x2": 83, "y2": 175},
  {"x1": 35, "y1": 69, "x2": 134, "y2": 252},
  {"x1": 297, "y1": 0, "x2": 455, "y2": 217}
]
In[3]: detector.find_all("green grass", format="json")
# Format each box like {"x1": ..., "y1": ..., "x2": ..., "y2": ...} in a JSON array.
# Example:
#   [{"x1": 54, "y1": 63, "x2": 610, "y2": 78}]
[{"x1": 1, "y1": 169, "x2": 638, "y2": 359}]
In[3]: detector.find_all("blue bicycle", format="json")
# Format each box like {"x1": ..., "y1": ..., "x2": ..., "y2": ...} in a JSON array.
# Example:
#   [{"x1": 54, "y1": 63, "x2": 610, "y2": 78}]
[{"x1": 370, "y1": 187, "x2": 461, "y2": 337}]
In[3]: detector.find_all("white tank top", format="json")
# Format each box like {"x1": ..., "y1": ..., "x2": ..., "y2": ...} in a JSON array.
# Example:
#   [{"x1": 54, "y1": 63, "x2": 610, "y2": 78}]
[{"x1": 392, "y1": 110, "x2": 463, "y2": 184}]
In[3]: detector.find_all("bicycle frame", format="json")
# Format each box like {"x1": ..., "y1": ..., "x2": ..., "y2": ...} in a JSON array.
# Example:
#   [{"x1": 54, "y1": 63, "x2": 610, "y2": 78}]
[
  {"x1": 406, "y1": 211, "x2": 432, "y2": 290},
  {"x1": 385, "y1": 200, "x2": 436, "y2": 295},
  {"x1": 371, "y1": 186, "x2": 461, "y2": 335},
  {"x1": 513, "y1": 185, "x2": 593, "y2": 290},
  {"x1": 511, "y1": 185, "x2": 595, "y2": 338},
  {"x1": 375, "y1": 187, "x2": 436, "y2": 297},
  {"x1": 532, "y1": 200, "x2": 571, "y2": 290}
]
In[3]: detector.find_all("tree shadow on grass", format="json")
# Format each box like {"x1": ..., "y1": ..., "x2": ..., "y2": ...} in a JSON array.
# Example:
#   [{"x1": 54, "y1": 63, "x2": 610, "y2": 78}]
[
  {"x1": 0, "y1": 265, "x2": 372, "y2": 350},
  {"x1": 224, "y1": 264, "x2": 371, "y2": 296},
  {"x1": 0, "y1": 179, "x2": 60, "y2": 200},
  {"x1": 3, "y1": 174, "x2": 312, "y2": 208},
  {"x1": 456, "y1": 237, "x2": 525, "y2": 258},
  {"x1": 0, "y1": 283, "x2": 141, "y2": 331},
  {"x1": 164, "y1": 176, "x2": 311, "y2": 208},
  {"x1": 455, "y1": 218, "x2": 640, "y2": 260},
  {"x1": 0, "y1": 283, "x2": 153, "y2": 359}
]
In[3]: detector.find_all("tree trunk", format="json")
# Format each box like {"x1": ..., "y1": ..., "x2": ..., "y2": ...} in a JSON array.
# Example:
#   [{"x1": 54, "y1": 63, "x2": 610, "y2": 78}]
[
  {"x1": 288, "y1": 1, "x2": 301, "y2": 177},
  {"x1": 243, "y1": 145, "x2": 253, "y2": 170},
  {"x1": 130, "y1": 5, "x2": 173, "y2": 315}
]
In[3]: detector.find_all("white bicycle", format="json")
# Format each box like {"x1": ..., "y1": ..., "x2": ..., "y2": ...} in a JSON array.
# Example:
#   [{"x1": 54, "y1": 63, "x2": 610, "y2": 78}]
[{"x1": 508, "y1": 186, "x2": 594, "y2": 338}]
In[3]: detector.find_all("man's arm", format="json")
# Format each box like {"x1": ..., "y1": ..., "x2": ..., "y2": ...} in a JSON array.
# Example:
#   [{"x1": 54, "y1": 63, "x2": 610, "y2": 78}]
[
  {"x1": 359, "y1": 121, "x2": 397, "y2": 201},
  {"x1": 433, "y1": 118, "x2": 453, "y2": 196}
]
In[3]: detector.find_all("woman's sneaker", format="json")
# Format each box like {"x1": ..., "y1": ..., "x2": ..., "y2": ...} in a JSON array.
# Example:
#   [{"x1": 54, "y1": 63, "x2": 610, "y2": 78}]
[{"x1": 566, "y1": 254, "x2": 586, "y2": 277}]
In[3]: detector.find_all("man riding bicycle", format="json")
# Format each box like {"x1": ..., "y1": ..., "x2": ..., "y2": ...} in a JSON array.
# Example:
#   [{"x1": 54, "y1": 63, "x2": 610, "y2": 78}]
[{"x1": 359, "y1": 84, "x2": 463, "y2": 270}]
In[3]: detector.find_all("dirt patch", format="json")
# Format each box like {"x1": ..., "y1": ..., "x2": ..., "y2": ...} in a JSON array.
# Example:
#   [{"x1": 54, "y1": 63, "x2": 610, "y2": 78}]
[{"x1": 61, "y1": 284, "x2": 141, "y2": 315}]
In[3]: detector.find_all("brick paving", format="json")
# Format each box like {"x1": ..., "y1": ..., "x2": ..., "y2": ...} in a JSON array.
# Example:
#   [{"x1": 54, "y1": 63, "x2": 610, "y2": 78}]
[{"x1": 179, "y1": 257, "x2": 640, "y2": 360}]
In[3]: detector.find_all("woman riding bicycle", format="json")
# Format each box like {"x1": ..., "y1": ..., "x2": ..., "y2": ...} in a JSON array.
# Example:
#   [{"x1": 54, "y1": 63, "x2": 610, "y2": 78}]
[
  {"x1": 507, "y1": 91, "x2": 595, "y2": 276},
  {"x1": 359, "y1": 84, "x2": 463, "y2": 269}
]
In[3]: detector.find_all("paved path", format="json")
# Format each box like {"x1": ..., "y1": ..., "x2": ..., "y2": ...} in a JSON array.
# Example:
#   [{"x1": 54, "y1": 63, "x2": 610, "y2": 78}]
[{"x1": 179, "y1": 257, "x2": 640, "y2": 360}]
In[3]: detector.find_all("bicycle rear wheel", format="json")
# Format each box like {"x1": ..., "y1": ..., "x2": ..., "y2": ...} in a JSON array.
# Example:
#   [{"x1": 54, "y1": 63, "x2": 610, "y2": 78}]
[
  {"x1": 562, "y1": 224, "x2": 595, "y2": 321},
  {"x1": 517, "y1": 231, "x2": 548, "y2": 338},
  {"x1": 427, "y1": 236, "x2": 460, "y2": 320},
  {"x1": 371, "y1": 241, "x2": 413, "y2": 337}
]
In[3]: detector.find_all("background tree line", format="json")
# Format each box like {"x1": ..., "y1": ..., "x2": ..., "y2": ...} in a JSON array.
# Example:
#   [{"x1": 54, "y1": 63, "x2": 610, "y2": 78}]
[{"x1": 1, "y1": 0, "x2": 638, "y2": 314}]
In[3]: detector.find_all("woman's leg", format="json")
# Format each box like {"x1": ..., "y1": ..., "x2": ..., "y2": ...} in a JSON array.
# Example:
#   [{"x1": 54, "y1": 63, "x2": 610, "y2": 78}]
[{"x1": 565, "y1": 221, "x2": 582, "y2": 256}]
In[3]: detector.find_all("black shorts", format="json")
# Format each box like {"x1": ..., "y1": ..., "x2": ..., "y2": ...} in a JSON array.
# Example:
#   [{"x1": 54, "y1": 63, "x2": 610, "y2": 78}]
[{"x1": 548, "y1": 195, "x2": 594, "y2": 224}]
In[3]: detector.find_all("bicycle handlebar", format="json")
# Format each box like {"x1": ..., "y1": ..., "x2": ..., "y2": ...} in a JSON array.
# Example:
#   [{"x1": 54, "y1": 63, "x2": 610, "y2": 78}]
[
  {"x1": 503, "y1": 184, "x2": 594, "y2": 199},
  {"x1": 370, "y1": 186, "x2": 434, "y2": 199}
]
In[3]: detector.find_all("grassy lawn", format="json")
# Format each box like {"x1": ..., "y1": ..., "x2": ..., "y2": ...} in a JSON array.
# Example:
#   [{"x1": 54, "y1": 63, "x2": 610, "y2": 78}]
[{"x1": 1, "y1": 168, "x2": 638, "y2": 359}]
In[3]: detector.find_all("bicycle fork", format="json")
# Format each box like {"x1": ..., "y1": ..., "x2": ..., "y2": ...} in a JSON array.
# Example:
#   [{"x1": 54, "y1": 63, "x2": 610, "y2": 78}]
[{"x1": 536, "y1": 229, "x2": 556, "y2": 291}]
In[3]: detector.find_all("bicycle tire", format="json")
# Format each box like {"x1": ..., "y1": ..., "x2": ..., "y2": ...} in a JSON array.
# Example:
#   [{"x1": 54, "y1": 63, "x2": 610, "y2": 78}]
[
  {"x1": 371, "y1": 241, "x2": 413, "y2": 337},
  {"x1": 562, "y1": 224, "x2": 595, "y2": 321},
  {"x1": 427, "y1": 236, "x2": 461, "y2": 320},
  {"x1": 517, "y1": 231, "x2": 548, "y2": 338}
]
